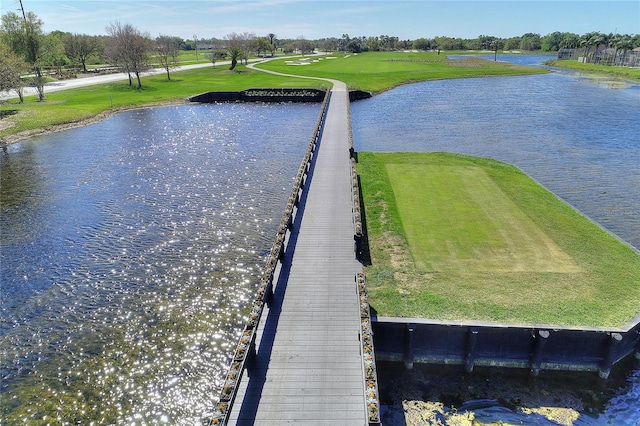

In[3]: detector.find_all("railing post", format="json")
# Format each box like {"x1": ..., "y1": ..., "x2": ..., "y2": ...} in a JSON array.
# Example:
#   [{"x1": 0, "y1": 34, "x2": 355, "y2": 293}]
[
  {"x1": 404, "y1": 324, "x2": 415, "y2": 370},
  {"x1": 530, "y1": 329, "x2": 550, "y2": 376},
  {"x1": 600, "y1": 332, "x2": 623, "y2": 379},
  {"x1": 465, "y1": 327, "x2": 479, "y2": 373}
]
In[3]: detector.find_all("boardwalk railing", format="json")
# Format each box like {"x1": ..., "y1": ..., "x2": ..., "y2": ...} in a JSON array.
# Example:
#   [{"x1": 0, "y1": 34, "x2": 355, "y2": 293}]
[
  {"x1": 347, "y1": 96, "x2": 365, "y2": 259},
  {"x1": 208, "y1": 90, "x2": 331, "y2": 425},
  {"x1": 357, "y1": 272, "x2": 381, "y2": 425}
]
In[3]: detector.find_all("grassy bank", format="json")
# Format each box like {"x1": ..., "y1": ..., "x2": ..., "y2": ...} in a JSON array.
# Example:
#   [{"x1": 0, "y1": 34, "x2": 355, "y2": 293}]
[
  {"x1": 1, "y1": 51, "x2": 546, "y2": 142},
  {"x1": 256, "y1": 51, "x2": 547, "y2": 93},
  {"x1": 544, "y1": 59, "x2": 640, "y2": 81},
  {"x1": 0, "y1": 64, "x2": 322, "y2": 143},
  {"x1": 357, "y1": 152, "x2": 640, "y2": 327}
]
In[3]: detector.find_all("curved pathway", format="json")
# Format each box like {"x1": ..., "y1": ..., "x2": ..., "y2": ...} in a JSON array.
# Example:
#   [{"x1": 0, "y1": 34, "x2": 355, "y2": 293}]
[
  {"x1": 228, "y1": 60, "x2": 366, "y2": 424},
  {"x1": 247, "y1": 58, "x2": 347, "y2": 92}
]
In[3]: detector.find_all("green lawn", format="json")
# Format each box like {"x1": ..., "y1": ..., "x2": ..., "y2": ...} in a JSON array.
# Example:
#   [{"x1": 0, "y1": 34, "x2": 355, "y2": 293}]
[
  {"x1": 358, "y1": 152, "x2": 640, "y2": 327},
  {"x1": 256, "y1": 51, "x2": 548, "y2": 93}
]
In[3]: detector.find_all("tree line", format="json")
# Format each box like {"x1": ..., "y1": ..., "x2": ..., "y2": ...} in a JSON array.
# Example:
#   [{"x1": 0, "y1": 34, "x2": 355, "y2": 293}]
[{"x1": 2, "y1": 7, "x2": 639, "y2": 102}]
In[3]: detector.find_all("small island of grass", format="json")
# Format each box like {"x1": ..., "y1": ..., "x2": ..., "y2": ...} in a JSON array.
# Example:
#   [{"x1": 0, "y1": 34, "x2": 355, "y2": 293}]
[{"x1": 357, "y1": 152, "x2": 640, "y2": 327}]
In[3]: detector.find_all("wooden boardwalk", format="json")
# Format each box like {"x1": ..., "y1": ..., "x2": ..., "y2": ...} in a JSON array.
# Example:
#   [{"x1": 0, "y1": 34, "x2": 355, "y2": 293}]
[{"x1": 227, "y1": 82, "x2": 367, "y2": 425}]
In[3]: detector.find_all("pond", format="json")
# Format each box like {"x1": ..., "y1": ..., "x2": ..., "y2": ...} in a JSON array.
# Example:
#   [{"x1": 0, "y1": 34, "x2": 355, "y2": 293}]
[
  {"x1": 351, "y1": 54, "x2": 640, "y2": 425},
  {"x1": 1, "y1": 55, "x2": 639, "y2": 424},
  {"x1": 1, "y1": 102, "x2": 320, "y2": 424}
]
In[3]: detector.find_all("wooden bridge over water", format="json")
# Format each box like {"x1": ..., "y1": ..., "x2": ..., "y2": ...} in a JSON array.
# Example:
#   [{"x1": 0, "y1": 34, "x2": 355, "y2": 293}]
[
  {"x1": 209, "y1": 77, "x2": 379, "y2": 425},
  {"x1": 205, "y1": 62, "x2": 640, "y2": 425}
]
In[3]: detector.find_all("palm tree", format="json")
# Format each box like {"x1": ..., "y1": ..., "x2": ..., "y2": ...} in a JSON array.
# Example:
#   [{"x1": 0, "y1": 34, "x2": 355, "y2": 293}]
[
  {"x1": 228, "y1": 47, "x2": 241, "y2": 70},
  {"x1": 610, "y1": 34, "x2": 623, "y2": 65},
  {"x1": 559, "y1": 34, "x2": 580, "y2": 49},
  {"x1": 588, "y1": 32, "x2": 606, "y2": 63},
  {"x1": 580, "y1": 31, "x2": 598, "y2": 62},
  {"x1": 614, "y1": 35, "x2": 634, "y2": 66},
  {"x1": 266, "y1": 33, "x2": 277, "y2": 56}
]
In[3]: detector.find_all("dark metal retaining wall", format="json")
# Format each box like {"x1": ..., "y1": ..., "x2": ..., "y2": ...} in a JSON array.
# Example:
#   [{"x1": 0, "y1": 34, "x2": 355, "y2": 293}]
[
  {"x1": 372, "y1": 316, "x2": 640, "y2": 379},
  {"x1": 349, "y1": 90, "x2": 373, "y2": 102},
  {"x1": 189, "y1": 89, "x2": 371, "y2": 104},
  {"x1": 189, "y1": 88, "x2": 327, "y2": 103}
]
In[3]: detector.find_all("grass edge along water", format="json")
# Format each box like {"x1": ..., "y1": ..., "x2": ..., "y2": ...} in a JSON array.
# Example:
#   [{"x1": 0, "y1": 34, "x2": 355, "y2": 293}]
[{"x1": 357, "y1": 152, "x2": 640, "y2": 327}]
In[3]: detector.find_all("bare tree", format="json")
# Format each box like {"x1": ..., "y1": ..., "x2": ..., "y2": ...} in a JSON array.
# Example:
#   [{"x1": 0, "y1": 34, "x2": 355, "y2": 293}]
[
  {"x1": 106, "y1": 22, "x2": 152, "y2": 88},
  {"x1": 193, "y1": 34, "x2": 199, "y2": 62},
  {"x1": 63, "y1": 33, "x2": 100, "y2": 72},
  {"x1": 155, "y1": 35, "x2": 180, "y2": 80}
]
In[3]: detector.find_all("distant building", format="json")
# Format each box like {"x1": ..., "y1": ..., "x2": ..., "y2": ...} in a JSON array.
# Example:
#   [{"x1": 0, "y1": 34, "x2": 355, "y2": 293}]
[{"x1": 557, "y1": 45, "x2": 639, "y2": 67}]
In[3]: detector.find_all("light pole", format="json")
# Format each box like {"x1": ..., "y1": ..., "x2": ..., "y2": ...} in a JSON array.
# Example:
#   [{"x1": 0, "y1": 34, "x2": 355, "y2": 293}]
[{"x1": 193, "y1": 34, "x2": 198, "y2": 62}]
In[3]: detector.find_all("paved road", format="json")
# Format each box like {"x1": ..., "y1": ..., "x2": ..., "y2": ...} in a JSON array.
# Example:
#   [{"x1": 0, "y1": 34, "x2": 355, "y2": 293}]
[
  {"x1": 0, "y1": 55, "x2": 316, "y2": 101},
  {"x1": 0, "y1": 59, "x2": 263, "y2": 101}
]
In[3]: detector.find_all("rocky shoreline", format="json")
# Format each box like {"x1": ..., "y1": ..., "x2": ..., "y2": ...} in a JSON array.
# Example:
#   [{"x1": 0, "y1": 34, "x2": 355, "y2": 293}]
[{"x1": 377, "y1": 359, "x2": 638, "y2": 425}]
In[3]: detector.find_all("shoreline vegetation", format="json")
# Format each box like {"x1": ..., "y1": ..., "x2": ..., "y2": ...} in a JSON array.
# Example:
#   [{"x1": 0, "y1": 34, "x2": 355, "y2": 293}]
[
  {"x1": 543, "y1": 58, "x2": 640, "y2": 81},
  {"x1": 1, "y1": 51, "x2": 546, "y2": 145},
  {"x1": 357, "y1": 152, "x2": 640, "y2": 327}
]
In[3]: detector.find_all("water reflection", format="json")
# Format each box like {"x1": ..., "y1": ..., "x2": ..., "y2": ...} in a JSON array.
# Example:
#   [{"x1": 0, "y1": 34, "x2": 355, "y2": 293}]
[{"x1": 0, "y1": 102, "x2": 319, "y2": 424}]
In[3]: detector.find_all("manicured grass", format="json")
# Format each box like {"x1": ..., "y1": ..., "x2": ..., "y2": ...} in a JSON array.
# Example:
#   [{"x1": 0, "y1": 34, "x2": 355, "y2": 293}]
[
  {"x1": 544, "y1": 59, "x2": 640, "y2": 81},
  {"x1": 387, "y1": 163, "x2": 580, "y2": 273},
  {"x1": 0, "y1": 64, "x2": 322, "y2": 141},
  {"x1": 175, "y1": 50, "x2": 217, "y2": 66},
  {"x1": 358, "y1": 152, "x2": 640, "y2": 327},
  {"x1": 256, "y1": 51, "x2": 548, "y2": 93}
]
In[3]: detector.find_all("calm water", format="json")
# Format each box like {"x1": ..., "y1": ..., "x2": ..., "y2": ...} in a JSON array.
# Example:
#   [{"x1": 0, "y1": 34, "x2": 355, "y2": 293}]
[
  {"x1": 352, "y1": 63, "x2": 640, "y2": 251},
  {"x1": 351, "y1": 55, "x2": 640, "y2": 425},
  {"x1": 1, "y1": 56, "x2": 639, "y2": 425},
  {"x1": 1, "y1": 102, "x2": 320, "y2": 424}
]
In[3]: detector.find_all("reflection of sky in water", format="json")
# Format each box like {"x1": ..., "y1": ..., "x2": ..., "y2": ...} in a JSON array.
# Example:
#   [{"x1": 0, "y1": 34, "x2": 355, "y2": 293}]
[{"x1": 0, "y1": 102, "x2": 320, "y2": 424}]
